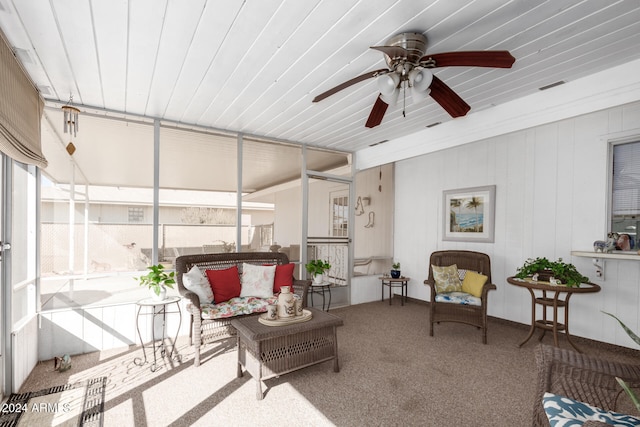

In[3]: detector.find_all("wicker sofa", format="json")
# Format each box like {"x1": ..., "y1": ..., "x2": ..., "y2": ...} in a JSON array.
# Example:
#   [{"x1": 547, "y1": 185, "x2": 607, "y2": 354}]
[
  {"x1": 175, "y1": 251, "x2": 310, "y2": 366},
  {"x1": 533, "y1": 344, "x2": 640, "y2": 426}
]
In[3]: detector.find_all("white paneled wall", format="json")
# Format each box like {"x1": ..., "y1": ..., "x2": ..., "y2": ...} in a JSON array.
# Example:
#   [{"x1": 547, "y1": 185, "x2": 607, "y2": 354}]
[
  {"x1": 12, "y1": 315, "x2": 38, "y2": 392},
  {"x1": 38, "y1": 300, "x2": 189, "y2": 361},
  {"x1": 394, "y1": 101, "x2": 640, "y2": 349}
]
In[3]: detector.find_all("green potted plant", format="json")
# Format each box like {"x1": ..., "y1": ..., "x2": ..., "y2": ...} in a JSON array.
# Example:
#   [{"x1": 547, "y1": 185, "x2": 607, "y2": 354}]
[
  {"x1": 135, "y1": 264, "x2": 176, "y2": 301},
  {"x1": 305, "y1": 259, "x2": 331, "y2": 283},
  {"x1": 391, "y1": 261, "x2": 401, "y2": 278},
  {"x1": 515, "y1": 257, "x2": 589, "y2": 287},
  {"x1": 602, "y1": 311, "x2": 640, "y2": 412}
]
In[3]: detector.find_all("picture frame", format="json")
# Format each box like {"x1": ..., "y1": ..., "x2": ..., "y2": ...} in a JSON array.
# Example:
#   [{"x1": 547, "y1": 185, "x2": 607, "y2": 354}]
[{"x1": 443, "y1": 185, "x2": 496, "y2": 243}]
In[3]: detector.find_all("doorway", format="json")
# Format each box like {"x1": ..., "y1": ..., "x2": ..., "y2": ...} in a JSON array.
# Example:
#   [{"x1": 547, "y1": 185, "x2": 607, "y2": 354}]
[{"x1": 305, "y1": 172, "x2": 353, "y2": 308}]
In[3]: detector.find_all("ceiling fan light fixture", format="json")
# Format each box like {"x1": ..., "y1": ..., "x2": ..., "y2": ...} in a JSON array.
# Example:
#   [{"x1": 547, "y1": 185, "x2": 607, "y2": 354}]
[
  {"x1": 411, "y1": 86, "x2": 431, "y2": 103},
  {"x1": 380, "y1": 88, "x2": 399, "y2": 106},
  {"x1": 409, "y1": 68, "x2": 433, "y2": 92},
  {"x1": 377, "y1": 73, "x2": 400, "y2": 96}
]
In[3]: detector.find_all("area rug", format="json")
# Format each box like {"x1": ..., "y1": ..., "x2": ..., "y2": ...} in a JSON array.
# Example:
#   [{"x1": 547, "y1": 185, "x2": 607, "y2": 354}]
[{"x1": 0, "y1": 377, "x2": 106, "y2": 427}]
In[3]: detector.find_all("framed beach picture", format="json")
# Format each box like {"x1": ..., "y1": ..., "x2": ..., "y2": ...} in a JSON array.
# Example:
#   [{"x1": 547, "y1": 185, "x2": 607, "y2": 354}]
[{"x1": 443, "y1": 185, "x2": 496, "y2": 243}]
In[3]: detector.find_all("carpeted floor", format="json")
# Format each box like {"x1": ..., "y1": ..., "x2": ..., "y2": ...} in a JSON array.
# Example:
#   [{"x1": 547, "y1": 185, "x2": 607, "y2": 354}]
[{"x1": 16, "y1": 299, "x2": 640, "y2": 426}]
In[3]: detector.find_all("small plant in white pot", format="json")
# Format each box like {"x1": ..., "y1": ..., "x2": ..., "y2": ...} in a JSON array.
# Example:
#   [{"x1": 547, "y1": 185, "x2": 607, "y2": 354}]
[
  {"x1": 305, "y1": 259, "x2": 331, "y2": 284},
  {"x1": 136, "y1": 264, "x2": 175, "y2": 301}
]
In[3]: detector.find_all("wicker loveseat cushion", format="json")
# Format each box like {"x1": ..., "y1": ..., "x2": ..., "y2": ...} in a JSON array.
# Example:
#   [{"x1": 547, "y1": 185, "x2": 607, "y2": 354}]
[
  {"x1": 542, "y1": 392, "x2": 640, "y2": 426},
  {"x1": 193, "y1": 294, "x2": 302, "y2": 320},
  {"x1": 197, "y1": 296, "x2": 277, "y2": 320}
]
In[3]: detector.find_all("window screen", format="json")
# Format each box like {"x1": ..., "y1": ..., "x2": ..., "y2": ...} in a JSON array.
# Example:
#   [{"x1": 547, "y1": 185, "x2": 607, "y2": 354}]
[{"x1": 611, "y1": 141, "x2": 640, "y2": 248}]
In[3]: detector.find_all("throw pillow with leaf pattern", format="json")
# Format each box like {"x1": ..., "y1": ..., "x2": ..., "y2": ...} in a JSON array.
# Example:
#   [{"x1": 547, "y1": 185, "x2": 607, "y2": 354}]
[{"x1": 432, "y1": 264, "x2": 463, "y2": 293}]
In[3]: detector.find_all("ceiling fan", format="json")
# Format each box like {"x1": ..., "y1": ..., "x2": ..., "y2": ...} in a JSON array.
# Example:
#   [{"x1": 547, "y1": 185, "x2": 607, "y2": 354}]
[{"x1": 312, "y1": 32, "x2": 515, "y2": 128}]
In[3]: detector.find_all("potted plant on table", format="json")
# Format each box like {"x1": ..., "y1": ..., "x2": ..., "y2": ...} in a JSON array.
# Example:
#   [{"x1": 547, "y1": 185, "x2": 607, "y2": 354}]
[
  {"x1": 390, "y1": 261, "x2": 401, "y2": 278},
  {"x1": 515, "y1": 257, "x2": 589, "y2": 287},
  {"x1": 135, "y1": 264, "x2": 176, "y2": 301},
  {"x1": 305, "y1": 259, "x2": 331, "y2": 284}
]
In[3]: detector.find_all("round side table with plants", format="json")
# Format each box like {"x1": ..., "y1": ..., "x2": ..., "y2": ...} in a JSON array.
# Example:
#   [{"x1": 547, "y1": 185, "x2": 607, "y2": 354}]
[{"x1": 508, "y1": 257, "x2": 600, "y2": 352}]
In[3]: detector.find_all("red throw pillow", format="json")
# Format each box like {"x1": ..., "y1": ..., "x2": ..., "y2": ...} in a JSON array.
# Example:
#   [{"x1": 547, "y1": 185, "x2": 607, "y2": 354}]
[
  {"x1": 265, "y1": 263, "x2": 295, "y2": 293},
  {"x1": 205, "y1": 266, "x2": 241, "y2": 303}
]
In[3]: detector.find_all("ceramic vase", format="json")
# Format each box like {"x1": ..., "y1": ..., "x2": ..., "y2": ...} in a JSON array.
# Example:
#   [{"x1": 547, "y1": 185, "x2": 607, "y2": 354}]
[
  {"x1": 277, "y1": 286, "x2": 295, "y2": 318},
  {"x1": 151, "y1": 285, "x2": 167, "y2": 302}
]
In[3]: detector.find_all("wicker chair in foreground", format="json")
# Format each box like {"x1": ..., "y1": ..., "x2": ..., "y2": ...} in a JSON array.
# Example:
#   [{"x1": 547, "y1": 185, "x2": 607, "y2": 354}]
[
  {"x1": 424, "y1": 250, "x2": 496, "y2": 344},
  {"x1": 533, "y1": 344, "x2": 640, "y2": 426},
  {"x1": 175, "y1": 252, "x2": 310, "y2": 366}
]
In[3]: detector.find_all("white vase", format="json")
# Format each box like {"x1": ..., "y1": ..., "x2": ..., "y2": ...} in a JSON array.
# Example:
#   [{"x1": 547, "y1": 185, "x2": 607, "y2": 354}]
[
  {"x1": 277, "y1": 286, "x2": 294, "y2": 318},
  {"x1": 151, "y1": 285, "x2": 167, "y2": 302},
  {"x1": 313, "y1": 274, "x2": 324, "y2": 284}
]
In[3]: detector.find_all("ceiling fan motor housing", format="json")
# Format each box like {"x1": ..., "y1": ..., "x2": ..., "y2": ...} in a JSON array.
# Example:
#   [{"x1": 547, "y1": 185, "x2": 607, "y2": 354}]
[{"x1": 383, "y1": 32, "x2": 428, "y2": 70}]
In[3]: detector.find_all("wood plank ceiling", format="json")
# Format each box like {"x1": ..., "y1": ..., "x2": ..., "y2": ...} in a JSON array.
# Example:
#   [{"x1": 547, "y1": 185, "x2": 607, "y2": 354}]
[{"x1": 1, "y1": 0, "x2": 640, "y2": 190}]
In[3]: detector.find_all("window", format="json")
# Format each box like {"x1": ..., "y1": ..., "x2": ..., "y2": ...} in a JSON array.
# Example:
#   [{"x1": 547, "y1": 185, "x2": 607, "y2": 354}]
[
  {"x1": 331, "y1": 192, "x2": 349, "y2": 237},
  {"x1": 610, "y1": 140, "x2": 640, "y2": 249},
  {"x1": 128, "y1": 207, "x2": 144, "y2": 223}
]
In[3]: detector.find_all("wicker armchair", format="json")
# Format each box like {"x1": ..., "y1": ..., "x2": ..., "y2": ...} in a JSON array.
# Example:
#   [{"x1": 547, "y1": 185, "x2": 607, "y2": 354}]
[
  {"x1": 424, "y1": 250, "x2": 496, "y2": 344},
  {"x1": 175, "y1": 252, "x2": 310, "y2": 366},
  {"x1": 533, "y1": 344, "x2": 640, "y2": 426}
]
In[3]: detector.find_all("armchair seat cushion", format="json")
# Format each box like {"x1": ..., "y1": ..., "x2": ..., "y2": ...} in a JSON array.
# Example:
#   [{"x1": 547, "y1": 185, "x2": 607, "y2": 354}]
[{"x1": 434, "y1": 291, "x2": 481, "y2": 306}]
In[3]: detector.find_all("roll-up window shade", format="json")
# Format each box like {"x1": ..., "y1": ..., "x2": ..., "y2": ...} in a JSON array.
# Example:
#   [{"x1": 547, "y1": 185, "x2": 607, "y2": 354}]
[
  {"x1": 0, "y1": 32, "x2": 47, "y2": 168},
  {"x1": 612, "y1": 141, "x2": 640, "y2": 216}
]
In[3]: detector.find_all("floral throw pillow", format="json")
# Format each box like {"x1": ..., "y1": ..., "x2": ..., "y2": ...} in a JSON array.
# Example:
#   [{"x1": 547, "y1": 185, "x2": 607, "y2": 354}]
[
  {"x1": 432, "y1": 264, "x2": 462, "y2": 293},
  {"x1": 240, "y1": 263, "x2": 276, "y2": 299}
]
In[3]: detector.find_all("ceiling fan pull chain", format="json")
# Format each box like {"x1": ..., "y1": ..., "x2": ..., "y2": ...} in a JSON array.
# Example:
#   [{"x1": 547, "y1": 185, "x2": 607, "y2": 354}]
[{"x1": 403, "y1": 81, "x2": 407, "y2": 117}]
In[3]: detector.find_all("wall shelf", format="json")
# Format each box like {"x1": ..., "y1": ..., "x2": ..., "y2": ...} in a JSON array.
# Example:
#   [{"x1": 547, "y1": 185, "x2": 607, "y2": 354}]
[
  {"x1": 571, "y1": 251, "x2": 640, "y2": 260},
  {"x1": 571, "y1": 250, "x2": 640, "y2": 280}
]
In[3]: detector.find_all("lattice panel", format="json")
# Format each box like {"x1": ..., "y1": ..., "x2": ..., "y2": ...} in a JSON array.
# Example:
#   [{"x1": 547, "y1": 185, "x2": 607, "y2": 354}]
[{"x1": 200, "y1": 320, "x2": 236, "y2": 344}]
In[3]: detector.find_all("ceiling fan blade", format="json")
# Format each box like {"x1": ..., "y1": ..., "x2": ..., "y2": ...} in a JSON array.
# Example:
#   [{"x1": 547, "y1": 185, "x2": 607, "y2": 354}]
[
  {"x1": 429, "y1": 75, "x2": 470, "y2": 118},
  {"x1": 370, "y1": 45, "x2": 409, "y2": 59},
  {"x1": 424, "y1": 51, "x2": 515, "y2": 68},
  {"x1": 365, "y1": 95, "x2": 389, "y2": 128},
  {"x1": 313, "y1": 68, "x2": 389, "y2": 103}
]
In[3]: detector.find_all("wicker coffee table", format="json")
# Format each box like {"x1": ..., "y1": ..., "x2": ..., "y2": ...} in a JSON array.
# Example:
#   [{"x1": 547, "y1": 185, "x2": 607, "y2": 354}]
[{"x1": 230, "y1": 307, "x2": 343, "y2": 400}]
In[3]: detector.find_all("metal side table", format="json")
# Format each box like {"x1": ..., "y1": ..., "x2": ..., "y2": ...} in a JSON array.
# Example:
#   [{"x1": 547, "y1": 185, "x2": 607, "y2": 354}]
[
  {"x1": 310, "y1": 281, "x2": 332, "y2": 311},
  {"x1": 134, "y1": 295, "x2": 182, "y2": 371},
  {"x1": 379, "y1": 276, "x2": 410, "y2": 305}
]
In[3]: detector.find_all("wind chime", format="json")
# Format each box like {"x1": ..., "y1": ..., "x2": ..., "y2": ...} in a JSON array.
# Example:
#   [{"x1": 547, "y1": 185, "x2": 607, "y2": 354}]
[{"x1": 62, "y1": 95, "x2": 80, "y2": 155}]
